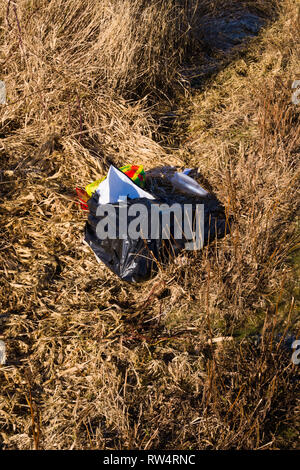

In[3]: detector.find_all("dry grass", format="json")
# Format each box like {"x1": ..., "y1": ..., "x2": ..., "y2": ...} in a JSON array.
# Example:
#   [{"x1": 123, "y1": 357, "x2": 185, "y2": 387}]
[{"x1": 0, "y1": 0, "x2": 299, "y2": 450}]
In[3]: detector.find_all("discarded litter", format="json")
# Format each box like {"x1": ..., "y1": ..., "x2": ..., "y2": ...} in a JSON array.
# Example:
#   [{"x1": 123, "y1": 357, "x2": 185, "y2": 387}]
[
  {"x1": 90, "y1": 165, "x2": 153, "y2": 205},
  {"x1": 168, "y1": 170, "x2": 209, "y2": 197},
  {"x1": 78, "y1": 164, "x2": 227, "y2": 282},
  {"x1": 85, "y1": 164, "x2": 146, "y2": 198},
  {"x1": 76, "y1": 165, "x2": 147, "y2": 211}
]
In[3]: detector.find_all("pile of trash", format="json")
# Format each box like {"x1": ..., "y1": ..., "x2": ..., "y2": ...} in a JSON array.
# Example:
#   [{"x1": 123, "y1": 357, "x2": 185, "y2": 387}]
[{"x1": 76, "y1": 164, "x2": 227, "y2": 282}]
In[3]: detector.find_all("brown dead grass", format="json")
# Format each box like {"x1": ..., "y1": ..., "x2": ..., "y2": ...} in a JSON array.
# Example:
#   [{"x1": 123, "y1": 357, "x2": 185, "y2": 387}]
[{"x1": 0, "y1": 0, "x2": 299, "y2": 450}]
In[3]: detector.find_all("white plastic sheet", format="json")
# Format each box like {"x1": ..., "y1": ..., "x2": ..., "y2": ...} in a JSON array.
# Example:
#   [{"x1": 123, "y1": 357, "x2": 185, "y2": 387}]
[{"x1": 95, "y1": 165, "x2": 154, "y2": 204}]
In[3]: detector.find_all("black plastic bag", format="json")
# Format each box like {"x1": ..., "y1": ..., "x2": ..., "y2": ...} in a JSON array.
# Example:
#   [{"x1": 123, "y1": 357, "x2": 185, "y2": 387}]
[{"x1": 84, "y1": 191, "x2": 227, "y2": 283}]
